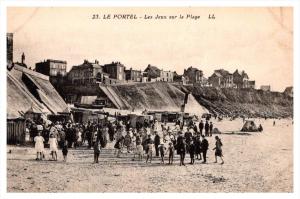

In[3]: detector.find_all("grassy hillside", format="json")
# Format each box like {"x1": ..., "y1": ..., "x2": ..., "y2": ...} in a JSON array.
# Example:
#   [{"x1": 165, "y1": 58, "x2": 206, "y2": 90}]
[
  {"x1": 108, "y1": 82, "x2": 187, "y2": 111},
  {"x1": 176, "y1": 85, "x2": 293, "y2": 118}
]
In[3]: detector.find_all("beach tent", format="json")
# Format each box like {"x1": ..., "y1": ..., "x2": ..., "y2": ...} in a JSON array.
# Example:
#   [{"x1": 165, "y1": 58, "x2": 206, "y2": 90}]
[
  {"x1": 212, "y1": 128, "x2": 222, "y2": 134},
  {"x1": 241, "y1": 120, "x2": 259, "y2": 132}
]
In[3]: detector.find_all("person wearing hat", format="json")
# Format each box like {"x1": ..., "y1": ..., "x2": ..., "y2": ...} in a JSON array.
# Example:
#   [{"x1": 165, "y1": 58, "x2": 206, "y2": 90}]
[
  {"x1": 209, "y1": 122, "x2": 213, "y2": 137},
  {"x1": 177, "y1": 132, "x2": 186, "y2": 166},
  {"x1": 184, "y1": 128, "x2": 193, "y2": 154},
  {"x1": 154, "y1": 131, "x2": 161, "y2": 157},
  {"x1": 213, "y1": 136, "x2": 224, "y2": 164},
  {"x1": 201, "y1": 135, "x2": 209, "y2": 163},
  {"x1": 199, "y1": 120, "x2": 204, "y2": 136},
  {"x1": 93, "y1": 139, "x2": 101, "y2": 163},
  {"x1": 124, "y1": 131, "x2": 132, "y2": 153},
  {"x1": 194, "y1": 135, "x2": 202, "y2": 160},
  {"x1": 204, "y1": 121, "x2": 210, "y2": 137},
  {"x1": 146, "y1": 140, "x2": 154, "y2": 163},
  {"x1": 189, "y1": 140, "x2": 195, "y2": 164}
]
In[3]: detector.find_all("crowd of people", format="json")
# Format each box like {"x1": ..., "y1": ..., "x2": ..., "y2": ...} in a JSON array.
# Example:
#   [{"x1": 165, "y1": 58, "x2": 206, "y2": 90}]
[{"x1": 28, "y1": 116, "x2": 224, "y2": 165}]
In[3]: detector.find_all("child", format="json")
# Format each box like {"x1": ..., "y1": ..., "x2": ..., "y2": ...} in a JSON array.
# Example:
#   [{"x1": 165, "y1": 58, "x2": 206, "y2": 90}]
[
  {"x1": 124, "y1": 132, "x2": 132, "y2": 153},
  {"x1": 34, "y1": 132, "x2": 45, "y2": 160},
  {"x1": 62, "y1": 141, "x2": 68, "y2": 162},
  {"x1": 136, "y1": 142, "x2": 144, "y2": 161},
  {"x1": 167, "y1": 142, "x2": 175, "y2": 165},
  {"x1": 93, "y1": 140, "x2": 101, "y2": 163},
  {"x1": 195, "y1": 136, "x2": 202, "y2": 160},
  {"x1": 131, "y1": 134, "x2": 137, "y2": 153},
  {"x1": 49, "y1": 133, "x2": 58, "y2": 161},
  {"x1": 189, "y1": 140, "x2": 195, "y2": 164},
  {"x1": 159, "y1": 143, "x2": 166, "y2": 164},
  {"x1": 146, "y1": 140, "x2": 154, "y2": 163},
  {"x1": 213, "y1": 136, "x2": 224, "y2": 164},
  {"x1": 114, "y1": 136, "x2": 124, "y2": 158}
]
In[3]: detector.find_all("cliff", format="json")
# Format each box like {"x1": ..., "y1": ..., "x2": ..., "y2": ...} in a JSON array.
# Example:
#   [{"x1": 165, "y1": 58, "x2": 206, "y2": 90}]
[{"x1": 175, "y1": 85, "x2": 293, "y2": 118}]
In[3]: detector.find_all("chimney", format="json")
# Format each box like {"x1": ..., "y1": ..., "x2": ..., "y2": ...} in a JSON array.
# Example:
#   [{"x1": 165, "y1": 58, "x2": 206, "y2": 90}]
[{"x1": 21, "y1": 52, "x2": 25, "y2": 64}]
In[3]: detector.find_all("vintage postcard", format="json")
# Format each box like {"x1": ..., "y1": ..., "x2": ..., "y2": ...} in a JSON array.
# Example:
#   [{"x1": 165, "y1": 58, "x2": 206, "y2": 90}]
[{"x1": 6, "y1": 7, "x2": 294, "y2": 193}]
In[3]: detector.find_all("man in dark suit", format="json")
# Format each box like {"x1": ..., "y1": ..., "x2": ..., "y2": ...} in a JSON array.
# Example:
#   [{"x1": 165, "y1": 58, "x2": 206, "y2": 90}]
[
  {"x1": 204, "y1": 121, "x2": 209, "y2": 136},
  {"x1": 154, "y1": 131, "x2": 160, "y2": 157},
  {"x1": 201, "y1": 135, "x2": 209, "y2": 163},
  {"x1": 199, "y1": 120, "x2": 204, "y2": 135}
]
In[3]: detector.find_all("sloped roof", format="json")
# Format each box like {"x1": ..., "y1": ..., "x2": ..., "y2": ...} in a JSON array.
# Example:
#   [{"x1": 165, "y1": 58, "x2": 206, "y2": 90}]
[
  {"x1": 234, "y1": 69, "x2": 249, "y2": 79},
  {"x1": 145, "y1": 64, "x2": 160, "y2": 72},
  {"x1": 71, "y1": 61, "x2": 102, "y2": 71},
  {"x1": 185, "y1": 66, "x2": 202, "y2": 73},
  {"x1": 215, "y1": 69, "x2": 232, "y2": 77},
  {"x1": 7, "y1": 65, "x2": 68, "y2": 119},
  {"x1": 7, "y1": 71, "x2": 49, "y2": 119},
  {"x1": 144, "y1": 64, "x2": 161, "y2": 78}
]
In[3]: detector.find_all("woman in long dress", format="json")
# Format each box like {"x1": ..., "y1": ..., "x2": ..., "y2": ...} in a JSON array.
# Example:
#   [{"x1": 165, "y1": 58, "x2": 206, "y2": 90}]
[{"x1": 49, "y1": 133, "x2": 58, "y2": 161}]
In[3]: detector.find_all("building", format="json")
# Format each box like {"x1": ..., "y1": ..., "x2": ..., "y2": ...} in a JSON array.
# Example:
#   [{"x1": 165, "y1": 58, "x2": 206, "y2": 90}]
[
  {"x1": 208, "y1": 69, "x2": 234, "y2": 88},
  {"x1": 103, "y1": 62, "x2": 126, "y2": 82},
  {"x1": 36, "y1": 59, "x2": 68, "y2": 86},
  {"x1": 125, "y1": 68, "x2": 142, "y2": 82},
  {"x1": 284, "y1": 86, "x2": 293, "y2": 97},
  {"x1": 233, "y1": 69, "x2": 249, "y2": 88},
  {"x1": 7, "y1": 33, "x2": 13, "y2": 69},
  {"x1": 68, "y1": 60, "x2": 110, "y2": 86},
  {"x1": 260, "y1": 85, "x2": 271, "y2": 92},
  {"x1": 160, "y1": 70, "x2": 174, "y2": 82},
  {"x1": 36, "y1": 59, "x2": 67, "y2": 77},
  {"x1": 144, "y1": 64, "x2": 161, "y2": 81},
  {"x1": 248, "y1": 81, "x2": 256, "y2": 89},
  {"x1": 183, "y1": 66, "x2": 204, "y2": 84},
  {"x1": 143, "y1": 64, "x2": 174, "y2": 82}
]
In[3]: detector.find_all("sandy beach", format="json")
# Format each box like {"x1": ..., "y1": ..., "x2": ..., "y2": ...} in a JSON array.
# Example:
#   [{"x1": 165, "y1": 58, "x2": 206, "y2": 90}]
[{"x1": 7, "y1": 118, "x2": 293, "y2": 192}]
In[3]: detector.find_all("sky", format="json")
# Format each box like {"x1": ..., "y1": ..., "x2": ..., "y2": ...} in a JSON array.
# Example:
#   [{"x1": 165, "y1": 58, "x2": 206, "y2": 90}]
[{"x1": 7, "y1": 7, "x2": 293, "y2": 92}]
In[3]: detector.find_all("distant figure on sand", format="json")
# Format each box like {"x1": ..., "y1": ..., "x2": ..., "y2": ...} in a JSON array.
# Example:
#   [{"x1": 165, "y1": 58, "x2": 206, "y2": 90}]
[
  {"x1": 213, "y1": 136, "x2": 224, "y2": 164},
  {"x1": 159, "y1": 143, "x2": 166, "y2": 164},
  {"x1": 273, "y1": 120, "x2": 276, "y2": 126},
  {"x1": 195, "y1": 136, "x2": 202, "y2": 160},
  {"x1": 154, "y1": 131, "x2": 161, "y2": 157},
  {"x1": 189, "y1": 140, "x2": 195, "y2": 164},
  {"x1": 146, "y1": 140, "x2": 154, "y2": 163},
  {"x1": 62, "y1": 141, "x2": 68, "y2": 162},
  {"x1": 204, "y1": 121, "x2": 209, "y2": 136},
  {"x1": 114, "y1": 136, "x2": 124, "y2": 158},
  {"x1": 177, "y1": 133, "x2": 186, "y2": 166},
  {"x1": 135, "y1": 142, "x2": 144, "y2": 161},
  {"x1": 167, "y1": 142, "x2": 175, "y2": 164},
  {"x1": 209, "y1": 122, "x2": 213, "y2": 137},
  {"x1": 93, "y1": 140, "x2": 101, "y2": 163},
  {"x1": 201, "y1": 135, "x2": 209, "y2": 163},
  {"x1": 34, "y1": 131, "x2": 45, "y2": 161},
  {"x1": 199, "y1": 120, "x2": 204, "y2": 135},
  {"x1": 258, "y1": 124, "x2": 263, "y2": 132}
]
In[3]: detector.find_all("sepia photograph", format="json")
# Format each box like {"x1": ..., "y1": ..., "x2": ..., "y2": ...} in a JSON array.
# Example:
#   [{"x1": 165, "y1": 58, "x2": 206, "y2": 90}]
[{"x1": 6, "y1": 7, "x2": 294, "y2": 193}]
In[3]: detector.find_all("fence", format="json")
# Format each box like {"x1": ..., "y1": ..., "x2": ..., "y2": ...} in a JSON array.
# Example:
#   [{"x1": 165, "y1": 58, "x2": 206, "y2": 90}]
[{"x1": 7, "y1": 118, "x2": 25, "y2": 144}]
